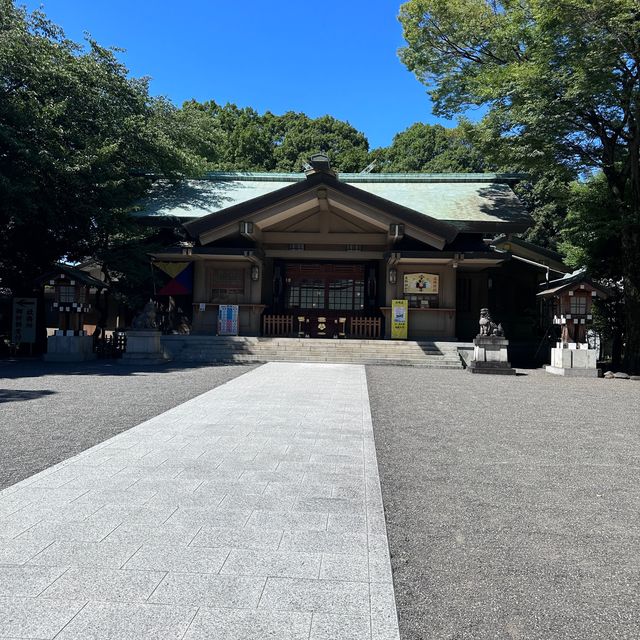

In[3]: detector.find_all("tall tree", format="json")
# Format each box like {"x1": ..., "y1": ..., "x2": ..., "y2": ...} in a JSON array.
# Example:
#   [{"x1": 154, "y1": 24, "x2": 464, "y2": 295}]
[
  {"x1": 0, "y1": 1, "x2": 202, "y2": 296},
  {"x1": 271, "y1": 112, "x2": 369, "y2": 172},
  {"x1": 399, "y1": 0, "x2": 640, "y2": 371},
  {"x1": 176, "y1": 102, "x2": 370, "y2": 173},
  {"x1": 372, "y1": 122, "x2": 489, "y2": 172},
  {"x1": 560, "y1": 173, "x2": 626, "y2": 364}
]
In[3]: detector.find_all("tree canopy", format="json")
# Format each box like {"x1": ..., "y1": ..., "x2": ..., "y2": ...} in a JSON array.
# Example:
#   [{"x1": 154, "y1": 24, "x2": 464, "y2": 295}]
[
  {"x1": 177, "y1": 101, "x2": 370, "y2": 173},
  {"x1": 371, "y1": 122, "x2": 488, "y2": 173},
  {"x1": 399, "y1": 0, "x2": 640, "y2": 371},
  {"x1": 0, "y1": 0, "x2": 203, "y2": 295}
]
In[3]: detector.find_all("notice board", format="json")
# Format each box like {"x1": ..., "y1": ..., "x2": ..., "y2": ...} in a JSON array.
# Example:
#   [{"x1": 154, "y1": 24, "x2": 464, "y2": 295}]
[
  {"x1": 218, "y1": 305, "x2": 239, "y2": 336},
  {"x1": 391, "y1": 299, "x2": 408, "y2": 340}
]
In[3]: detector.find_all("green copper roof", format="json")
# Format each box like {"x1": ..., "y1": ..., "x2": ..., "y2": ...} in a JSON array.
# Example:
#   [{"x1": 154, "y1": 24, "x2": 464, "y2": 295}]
[{"x1": 136, "y1": 172, "x2": 530, "y2": 230}]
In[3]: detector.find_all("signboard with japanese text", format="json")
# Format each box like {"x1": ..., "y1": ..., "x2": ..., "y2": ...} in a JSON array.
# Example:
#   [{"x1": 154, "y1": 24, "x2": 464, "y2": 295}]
[
  {"x1": 12, "y1": 298, "x2": 37, "y2": 344},
  {"x1": 403, "y1": 273, "x2": 439, "y2": 295},
  {"x1": 391, "y1": 299, "x2": 408, "y2": 340},
  {"x1": 218, "y1": 304, "x2": 239, "y2": 336}
]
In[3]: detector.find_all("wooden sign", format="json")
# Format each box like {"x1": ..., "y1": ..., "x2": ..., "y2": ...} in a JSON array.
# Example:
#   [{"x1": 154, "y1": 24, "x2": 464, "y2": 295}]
[
  {"x1": 404, "y1": 273, "x2": 439, "y2": 295},
  {"x1": 12, "y1": 298, "x2": 37, "y2": 344}
]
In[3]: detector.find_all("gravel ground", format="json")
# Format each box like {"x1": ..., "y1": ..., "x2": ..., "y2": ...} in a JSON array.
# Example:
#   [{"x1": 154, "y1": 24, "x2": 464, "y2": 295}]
[
  {"x1": 367, "y1": 366, "x2": 640, "y2": 640},
  {"x1": 0, "y1": 359, "x2": 256, "y2": 490}
]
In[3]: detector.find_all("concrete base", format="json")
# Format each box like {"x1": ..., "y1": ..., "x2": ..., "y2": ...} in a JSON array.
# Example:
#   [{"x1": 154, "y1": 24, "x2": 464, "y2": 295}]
[
  {"x1": 546, "y1": 344, "x2": 599, "y2": 377},
  {"x1": 468, "y1": 361, "x2": 517, "y2": 375},
  {"x1": 469, "y1": 335, "x2": 516, "y2": 375},
  {"x1": 545, "y1": 365, "x2": 601, "y2": 378},
  {"x1": 122, "y1": 330, "x2": 170, "y2": 366},
  {"x1": 44, "y1": 335, "x2": 96, "y2": 362}
]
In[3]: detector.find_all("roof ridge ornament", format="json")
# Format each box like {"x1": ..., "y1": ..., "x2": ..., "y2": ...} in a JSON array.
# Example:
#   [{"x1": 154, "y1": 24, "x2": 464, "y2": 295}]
[{"x1": 304, "y1": 153, "x2": 336, "y2": 178}]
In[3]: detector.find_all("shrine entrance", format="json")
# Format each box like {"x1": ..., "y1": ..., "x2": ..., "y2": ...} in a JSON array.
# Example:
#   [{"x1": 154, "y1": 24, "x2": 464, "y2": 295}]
[{"x1": 282, "y1": 262, "x2": 377, "y2": 338}]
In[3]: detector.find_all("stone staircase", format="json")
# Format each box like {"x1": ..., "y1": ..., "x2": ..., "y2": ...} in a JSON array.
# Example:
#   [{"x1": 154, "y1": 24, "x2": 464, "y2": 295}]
[{"x1": 160, "y1": 336, "x2": 463, "y2": 368}]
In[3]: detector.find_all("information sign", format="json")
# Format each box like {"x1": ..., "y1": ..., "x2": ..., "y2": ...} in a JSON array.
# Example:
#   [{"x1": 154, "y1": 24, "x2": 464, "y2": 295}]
[
  {"x1": 12, "y1": 298, "x2": 37, "y2": 344},
  {"x1": 391, "y1": 299, "x2": 408, "y2": 340},
  {"x1": 218, "y1": 304, "x2": 239, "y2": 336}
]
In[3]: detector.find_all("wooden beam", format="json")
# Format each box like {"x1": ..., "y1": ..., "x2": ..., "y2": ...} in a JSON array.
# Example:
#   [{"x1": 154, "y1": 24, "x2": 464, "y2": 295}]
[{"x1": 262, "y1": 232, "x2": 388, "y2": 245}]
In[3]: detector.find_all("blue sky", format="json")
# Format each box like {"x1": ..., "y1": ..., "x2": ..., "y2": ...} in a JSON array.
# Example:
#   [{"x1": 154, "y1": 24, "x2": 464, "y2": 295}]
[{"x1": 21, "y1": 0, "x2": 471, "y2": 149}]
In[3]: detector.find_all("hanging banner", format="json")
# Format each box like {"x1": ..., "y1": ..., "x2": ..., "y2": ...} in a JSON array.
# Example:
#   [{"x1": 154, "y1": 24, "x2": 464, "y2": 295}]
[
  {"x1": 157, "y1": 263, "x2": 193, "y2": 295},
  {"x1": 218, "y1": 304, "x2": 239, "y2": 336},
  {"x1": 154, "y1": 262, "x2": 190, "y2": 278},
  {"x1": 12, "y1": 298, "x2": 37, "y2": 344},
  {"x1": 391, "y1": 299, "x2": 408, "y2": 340},
  {"x1": 404, "y1": 273, "x2": 439, "y2": 295}
]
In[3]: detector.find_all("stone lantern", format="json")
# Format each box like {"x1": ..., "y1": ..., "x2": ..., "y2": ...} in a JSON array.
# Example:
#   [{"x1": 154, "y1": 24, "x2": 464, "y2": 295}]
[{"x1": 537, "y1": 269, "x2": 609, "y2": 377}]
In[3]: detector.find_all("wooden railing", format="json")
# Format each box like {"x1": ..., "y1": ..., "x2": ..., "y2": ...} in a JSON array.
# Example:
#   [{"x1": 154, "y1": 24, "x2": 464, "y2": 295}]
[
  {"x1": 263, "y1": 314, "x2": 293, "y2": 337},
  {"x1": 350, "y1": 317, "x2": 382, "y2": 339}
]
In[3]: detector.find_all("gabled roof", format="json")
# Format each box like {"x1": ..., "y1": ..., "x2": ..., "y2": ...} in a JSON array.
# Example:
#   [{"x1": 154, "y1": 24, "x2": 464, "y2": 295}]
[
  {"x1": 537, "y1": 269, "x2": 611, "y2": 299},
  {"x1": 492, "y1": 235, "x2": 570, "y2": 274},
  {"x1": 35, "y1": 264, "x2": 107, "y2": 289},
  {"x1": 183, "y1": 170, "x2": 460, "y2": 248},
  {"x1": 136, "y1": 171, "x2": 531, "y2": 233}
]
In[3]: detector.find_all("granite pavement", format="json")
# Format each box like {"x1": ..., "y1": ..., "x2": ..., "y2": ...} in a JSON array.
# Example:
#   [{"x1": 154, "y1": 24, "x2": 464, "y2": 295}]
[
  {"x1": 0, "y1": 362, "x2": 399, "y2": 640},
  {"x1": 0, "y1": 360, "x2": 255, "y2": 490}
]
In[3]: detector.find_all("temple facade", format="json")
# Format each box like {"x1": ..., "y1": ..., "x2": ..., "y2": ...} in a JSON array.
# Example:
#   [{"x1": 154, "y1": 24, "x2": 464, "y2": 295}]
[{"x1": 141, "y1": 156, "x2": 566, "y2": 341}]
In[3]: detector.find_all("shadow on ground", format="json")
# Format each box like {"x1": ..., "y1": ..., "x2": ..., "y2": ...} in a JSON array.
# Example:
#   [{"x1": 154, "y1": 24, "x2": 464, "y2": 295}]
[
  {"x1": 0, "y1": 359, "x2": 249, "y2": 380},
  {"x1": 0, "y1": 389, "x2": 57, "y2": 403}
]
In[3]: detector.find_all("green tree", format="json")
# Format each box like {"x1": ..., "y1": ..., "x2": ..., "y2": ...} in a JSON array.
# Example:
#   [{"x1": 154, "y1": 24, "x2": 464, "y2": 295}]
[
  {"x1": 560, "y1": 173, "x2": 626, "y2": 363},
  {"x1": 271, "y1": 112, "x2": 369, "y2": 172},
  {"x1": 373, "y1": 122, "x2": 488, "y2": 172},
  {"x1": 176, "y1": 102, "x2": 371, "y2": 173},
  {"x1": 0, "y1": 1, "x2": 202, "y2": 299},
  {"x1": 399, "y1": 0, "x2": 640, "y2": 371}
]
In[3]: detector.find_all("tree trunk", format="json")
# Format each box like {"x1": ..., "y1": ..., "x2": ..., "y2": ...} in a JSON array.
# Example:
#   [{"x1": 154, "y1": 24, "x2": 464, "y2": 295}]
[{"x1": 621, "y1": 228, "x2": 640, "y2": 374}]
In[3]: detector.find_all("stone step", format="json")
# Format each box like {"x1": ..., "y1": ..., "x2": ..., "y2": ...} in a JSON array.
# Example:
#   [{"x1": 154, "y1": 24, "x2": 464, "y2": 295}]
[
  {"x1": 176, "y1": 349, "x2": 457, "y2": 359},
  {"x1": 177, "y1": 356, "x2": 462, "y2": 368},
  {"x1": 188, "y1": 348, "x2": 453, "y2": 357},
  {"x1": 160, "y1": 336, "x2": 463, "y2": 368}
]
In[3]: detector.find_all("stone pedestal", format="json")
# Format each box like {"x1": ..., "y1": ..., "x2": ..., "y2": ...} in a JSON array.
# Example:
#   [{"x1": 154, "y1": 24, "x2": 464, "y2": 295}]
[
  {"x1": 44, "y1": 331, "x2": 96, "y2": 362},
  {"x1": 122, "y1": 330, "x2": 170, "y2": 365},
  {"x1": 468, "y1": 335, "x2": 516, "y2": 375},
  {"x1": 545, "y1": 342, "x2": 600, "y2": 377}
]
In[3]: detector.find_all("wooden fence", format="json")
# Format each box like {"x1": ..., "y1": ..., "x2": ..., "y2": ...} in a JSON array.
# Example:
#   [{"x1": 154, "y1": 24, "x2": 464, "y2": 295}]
[
  {"x1": 350, "y1": 317, "x2": 382, "y2": 338},
  {"x1": 263, "y1": 315, "x2": 293, "y2": 337}
]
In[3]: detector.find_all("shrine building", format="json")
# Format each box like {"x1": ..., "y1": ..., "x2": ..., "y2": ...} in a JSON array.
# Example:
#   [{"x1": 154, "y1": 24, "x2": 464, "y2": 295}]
[{"x1": 140, "y1": 155, "x2": 566, "y2": 342}]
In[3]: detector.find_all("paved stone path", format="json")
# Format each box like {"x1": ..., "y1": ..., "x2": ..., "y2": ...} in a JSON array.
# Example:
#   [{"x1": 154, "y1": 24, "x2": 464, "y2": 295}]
[{"x1": 0, "y1": 363, "x2": 399, "y2": 640}]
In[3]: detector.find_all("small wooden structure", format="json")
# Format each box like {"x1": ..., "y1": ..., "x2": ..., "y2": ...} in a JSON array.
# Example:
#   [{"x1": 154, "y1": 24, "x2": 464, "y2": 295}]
[
  {"x1": 537, "y1": 269, "x2": 609, "y2": 376},
  {"x1": 36, "y1": 265, "x2": 107, "y2": 361}
]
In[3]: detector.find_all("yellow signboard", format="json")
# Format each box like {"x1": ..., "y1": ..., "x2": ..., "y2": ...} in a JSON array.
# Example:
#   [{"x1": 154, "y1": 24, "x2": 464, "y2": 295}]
[
  {"x1": 391, "y1": 299, "x2": 408, "y2": 340},
  {"x1": 404, "y1": 273, "x2": 439, "y2": 295}
]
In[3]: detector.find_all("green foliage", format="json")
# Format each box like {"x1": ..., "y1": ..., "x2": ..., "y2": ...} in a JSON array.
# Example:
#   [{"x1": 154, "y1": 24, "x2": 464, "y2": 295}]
[
  {"x1": 177, "y1": 102, "x2": 370, "y2": 173},
  {"x1": 0, "y1": 1, "x2": 203, "y2": 294},
  {"x1": 372, "y1": 122, "x2": 489, "y2": 172},
  {"x1": 399, "y1": 0, "x2": 640, "y2": 369},
  {"x1": 272, "y1": 112, "x2": 369, "y2": 172},
  {"x1": 560, "y1": 173, "x2": 626, "y2": 277}
]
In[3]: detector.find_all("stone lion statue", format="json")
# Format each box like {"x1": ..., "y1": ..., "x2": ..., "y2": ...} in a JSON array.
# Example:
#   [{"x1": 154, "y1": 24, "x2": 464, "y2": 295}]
[
  {"x1": 479, "y1": 308, "x2": 504, "y2": 337},
  {"x1": 131, "y1": 300, "x2": 158, "y2": 330},
  {"x1": 176, "y1": 315, "x2": 191, "y2": 335}
]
